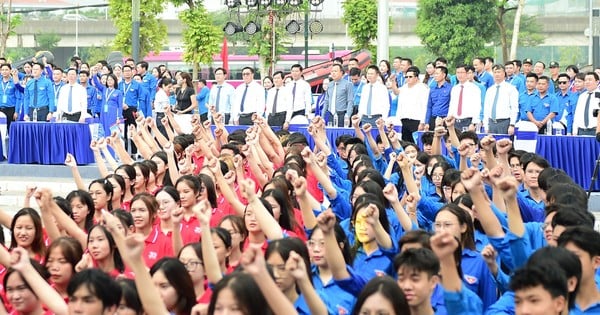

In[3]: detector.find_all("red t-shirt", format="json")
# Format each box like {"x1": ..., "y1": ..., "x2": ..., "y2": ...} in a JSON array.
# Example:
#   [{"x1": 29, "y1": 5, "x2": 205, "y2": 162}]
[
  {"x1": 180, "y1": 215, "x2": 202, "y2": 245},
  {"x1": 142, "y1": 225, "x2": 174, "y2": 268}
]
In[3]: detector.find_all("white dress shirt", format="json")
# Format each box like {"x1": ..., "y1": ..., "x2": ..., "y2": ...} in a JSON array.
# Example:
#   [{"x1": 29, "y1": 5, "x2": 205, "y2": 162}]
[
  {"x1": 208, "y1": 82, "x2": 235, "y2": 114},
  {"x1": 288, "y1": 79, "x2": 312, "y2": 115},
  {"x1": 448, "y1": 81, "x2": 481, "y2": 123},
  {"x1": 396, "y1": 82, "x2": 429, "y2": 122},
  {"x1": 357, "y1": 82, "x2": 390, "y2": 119},
  {"x1": 573, "y1": 89, "x2": 600, "y2": 131},
  {"x1": 231, "y1": 81, "x2": 265, "y2": 121},
  {"x1": 56, "y1": 83, "x2": 87, "y2": 115},
  {"x1": 265, "y1": 86, "x2": 293, "y2": 121},
  {"x1": 483, "y1": 81, "x2": 519, "y2": 129},
  {"x1": 154, "y1": 89, "x2": 169, "y2": 113}
]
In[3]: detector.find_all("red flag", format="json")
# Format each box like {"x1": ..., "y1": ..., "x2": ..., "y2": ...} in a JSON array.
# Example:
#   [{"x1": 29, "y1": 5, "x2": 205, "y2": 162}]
[{"x1": 220, "y1": 37, "x2": 229, "y2": 74}]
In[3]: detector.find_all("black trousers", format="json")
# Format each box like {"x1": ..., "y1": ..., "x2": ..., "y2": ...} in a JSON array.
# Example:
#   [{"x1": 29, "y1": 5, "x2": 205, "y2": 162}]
[
  {"x1": 239, "y1": 113, "x2": 253, "y2": 125},
  {"x1": 123, "y1": 107, "x2": 138, "y2": 154},
  {"x1": 63, "y1": 112, "x2": 82, "y2": 122},
  {"x1": 401, "y1": 118, "x2": 420, "y2": 143},
  {"x1": 268, "y1": 112, "x2": 286, "y2": 127},
  {"x1": 0, "y1": 106, "x2": 15, "y2": 135}
]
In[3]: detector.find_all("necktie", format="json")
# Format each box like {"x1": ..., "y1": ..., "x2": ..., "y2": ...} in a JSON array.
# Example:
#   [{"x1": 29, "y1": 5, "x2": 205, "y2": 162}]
[
  {"x1": 215, "y1": 86, "x2": 222, "y2": 112},
  {"x1": 366, "y1": 84, "x2": 373, "y2": 115},
  {"x1": 67, "y1": 85, "x2": 73, "y2": 113},
  {"x1": 273, "y1": 88, "x2": 280, "y2": 113},
  {"x1": 585, "y1": 92, "x2": 592, "y2": 127},
  {"x1": 491, "y1": 85, "x2": 500, "y2": 120},
  {"x1": 457, "y1": 84, "x2": 464, "y2": 116},
  {"x1": 292, "y1": 82, "x2": 297, "y2": 107},
  {"x1": 331, "y1": 82, "x2": 337, "y2": 113},
  {"x1": 33, "y1": 79, "x2": 38, "y2": 107},
  {"x1": 240, "y1": 84, "x2": 248, "y2": 113}
]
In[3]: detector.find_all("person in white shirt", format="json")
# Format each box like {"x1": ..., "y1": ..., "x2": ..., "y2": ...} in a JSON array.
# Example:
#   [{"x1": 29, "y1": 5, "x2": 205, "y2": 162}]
[
  {"x1": 396, "y1": 66, "x2": 429, "y2": 143},
  {"x1": 573, "y1": 72, "x2": 600, "y2": 136},
  {"x1": 448, "y1": 64, "x2": 482, "y2": 131},
  {"x1": 208, "y1": 67, "x2": 235, "y2": 124},
  {"x1": 483, "y1": 64, "x2": 519, "y2": 135},
  {"x1": 56, "y1": 68, "x2": 87, "y2": 122},
  {"x1": 358, "y1": 65, "x2": 390, "y2": 126},
  {"x1": 154, "y1": 77, "x2": 171, "y2": 136},
  {"x1": 266, "y1": 71, "x2": 292, "y2": 129},
  {"x1": 232, "y1": 67, "x2": 265, "y2": 125},
  {"x1": 288, "y1": 64, "x2": 313, "y2": 119}
]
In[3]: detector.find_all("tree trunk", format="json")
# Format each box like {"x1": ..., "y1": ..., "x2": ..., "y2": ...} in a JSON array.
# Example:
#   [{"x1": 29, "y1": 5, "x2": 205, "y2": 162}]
[
  {"x1": 496, "y1": 6, "x2": 509, "y2": 63},
  {"x1": 509, "y1": 0, "x2": 526, "y2": 60},
  {"x1": 0, "y1": 0, "x2": 12, "y2": 57}
]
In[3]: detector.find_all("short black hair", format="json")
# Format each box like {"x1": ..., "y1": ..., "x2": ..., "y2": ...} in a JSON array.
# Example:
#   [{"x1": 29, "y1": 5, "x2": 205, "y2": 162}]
[
  {"x1": 67, "y1": 269, "x2": 122, "y2": 310},
  {"x1": 394, "y1": 247, "x2": 440, "y2": 278},
  {"x1": 510, "y1": 261, "x2": 568, "y2": 302},
  {"x1": 551, "y1": 208, "x2": 595, "y2": 230},
  {"x1": 558, "y1": 226, "x2": 600, "y2": 258}
]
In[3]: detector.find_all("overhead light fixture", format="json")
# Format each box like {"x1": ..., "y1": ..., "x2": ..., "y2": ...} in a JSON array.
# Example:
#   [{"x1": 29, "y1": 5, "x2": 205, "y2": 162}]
[
  {"x1": 289, "y1": 0, "x2": 302, "y2": 6},
  {"x1": 309, "y1": 20, "x2": 323, "y2": 33},
  {"x1": 309, "y1": 0, "x2": 323, "y2": 5},
  {"x1": 274, "y1": 0, "x2": 286, "y2": 4},
  {"x1": 245, "y1": 21, "x2": 261, "y2": 35},
  {"x1": 223, "y1": 22, "x2": 244, "y2": 35},
  {"x1": 260, "y1": 0, "x2": 272, "y2": 5},
  {"x1": 246, "y1": 0, "x2": 258, "y2": 6},
  {"x1": 225, "y1": 0, "x2": 242, "y2": 8},
  {"x1": 286, "y1": 20, "x2": 300, "y2": 34}
]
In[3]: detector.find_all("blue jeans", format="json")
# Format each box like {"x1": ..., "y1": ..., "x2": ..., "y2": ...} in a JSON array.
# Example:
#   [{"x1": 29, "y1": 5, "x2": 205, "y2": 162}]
[{"x1": 28, "y1": 106, "x2": 49, "y2": 121}]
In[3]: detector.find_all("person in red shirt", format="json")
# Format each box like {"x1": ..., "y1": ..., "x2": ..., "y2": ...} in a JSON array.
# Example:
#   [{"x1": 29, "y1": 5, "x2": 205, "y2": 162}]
[
  {"x1": 177, "y1": 243, "x2": 212, "y2": 306},
  {"x1": 9, "y1": 208, "x2": 47, "y2": 264},
  {"x1": 176, "y1": 175, "x2": 202, "y2": 245},
  {"x1": 115, "y1": 164, "x2": 136, "y2": 211},
  {"x1": 130, "y1": 193, "x2": 173, "y2": 268},
  {"x1": 131, "y1": 162, "x2": 150, "y2": 196},
  {"x1": 4, "y1": 250, "x2": 54, "y2": 315},
  {"x1": 76, "y1": 225, "x2": 129, "y2": 279},
  {"x1": 65, "y1": 190, "x2": 95, "y2": 233},
  {"x1": 218, "y1": 215, "x2": 247, "y2": 270},
  {"x1": 149, "y1": 258, "x2": 197, "y2": 315},
  {"x1": 44, "y1": 237, "x2": 83, "y2": 301}
]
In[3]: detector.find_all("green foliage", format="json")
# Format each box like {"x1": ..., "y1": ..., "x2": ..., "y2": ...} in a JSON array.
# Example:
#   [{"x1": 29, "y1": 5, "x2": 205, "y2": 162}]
[
  {"x1": 558, "y1": 46, "x2": 584, "y2": 67},
  {"x1": 78, "y1": 42, "x2": 114, "y2": 64},
  {"x1": 341, "y1": 0, "x2": 377, "y2": 51},
  {"x1": 108, "y1": 0, "x2": 167, "y2": 57},
  {"x1": 416, "y1": 0, "x2": 497, "y2": 66},
  {"x1": 503, "y1": 13, "x2": 545, "y2": 47},
  {"x1": 179, "y1": 5, "x2": 221, "y2": 67},
  {"x1": 247, "y1": 18, "x2": 290, "y2": 66},
  {"x1": 4, "y1": 47, "x2": 35, "y2": 63},
  {"x1": 34, "y1": 32, "x2": 61, "y2": 51}
]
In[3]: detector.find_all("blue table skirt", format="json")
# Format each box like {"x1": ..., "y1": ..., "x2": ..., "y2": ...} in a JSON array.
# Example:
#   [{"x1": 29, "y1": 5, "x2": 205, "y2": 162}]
[
  {"x1": 219, "y1": 125, "x2": 600, "y2": 191},
  {"x1": 0, "y1": 116, "x2": 5, "y2": 161},
  {"x1": 8, "y1": 122, "x2": 94, "y2": 165}
]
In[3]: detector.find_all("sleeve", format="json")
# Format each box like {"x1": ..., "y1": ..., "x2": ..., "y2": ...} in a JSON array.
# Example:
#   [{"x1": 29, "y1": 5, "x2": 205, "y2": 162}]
[
  {"x1": 509, "y1": 86, "x2": 519, "y2": 125},
  {"x1": 472, "y1": 86, "x2": 482, "y2": 124},
  {"x1": 305, "y1": 82, "x2": 312, "y2": 114},
  {"x1": 484, "y1": 291, "x2": 515, "y2": 315},
  {"x1": 443, "y1": 284, "x2": 484, "y2": 315},
  {"x1": 328, "y1": 186, "x2": 352, "y2": 221},
  {"x1": 567, "y1": 94, "x2": 577, "y2": 133},
  {"x1": 516, "y1": 193, "x2": 545, "y2": 223},
  {"x1": 550, "y1": 96, "x2": 560, "y2": 114},
  {"x1": 47, "y1": 82, "x2": 56, "y2": 112},
  {"x1": 148, "y1": 76, "x2": 157, "y2": 101},
  {"x1": 334, "y1": 265, "x2": 368, "y2": 296},
  {"x1": 425, "y1": 90, "x2": 433, "y2": 124},
  {"x1": 345, "y1": 83, "x2": 354, "y2": 118},
  {"x1": 23, "y1": 82, "x2": 29, "y2": 111},
  {"x1": 116, "y1": 92, "x2": 124, "y2": 120},
  {"x1": 322, "y1": 88, "x2": 330, "y2": 115}
]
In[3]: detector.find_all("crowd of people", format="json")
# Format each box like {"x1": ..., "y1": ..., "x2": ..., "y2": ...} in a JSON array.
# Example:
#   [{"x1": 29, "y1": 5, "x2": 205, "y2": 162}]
[{"x1": 0, "y1": 52, "x2": 598, "y2": 315}]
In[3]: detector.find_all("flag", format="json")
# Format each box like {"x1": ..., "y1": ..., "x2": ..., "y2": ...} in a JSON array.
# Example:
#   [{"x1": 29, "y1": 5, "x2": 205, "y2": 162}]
[{"x1": 220, "y1": 37, "x2": 229, "y2": 74}]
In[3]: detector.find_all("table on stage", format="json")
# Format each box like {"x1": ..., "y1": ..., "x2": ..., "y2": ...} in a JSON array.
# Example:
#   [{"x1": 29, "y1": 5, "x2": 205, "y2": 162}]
[
  {"x1": 8, "y1": 122, "x2": 94, "y2": 165},
  {"x1": 220, "y1": 125, "x2": 600, "y2": 190}
]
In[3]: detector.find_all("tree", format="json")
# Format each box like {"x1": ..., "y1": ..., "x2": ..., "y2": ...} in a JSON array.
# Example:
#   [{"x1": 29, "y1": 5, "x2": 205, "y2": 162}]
[
  {"x1": 108, "y1": 0, "x2": 167, "y2": 58},
  {"x1": 342, "y1": 0, "x2": 378, "y2": 52},
  {"x1": 494, "y1": 0, "x2": 544, "y2": 62},
  {"x1": 246, "y1": 13, "x2": 291, "y2": 78},
  {"x1": 79, "y1": 42, "x2": 114, "y2": 64},
  {"x1": 0, "y1": 0, "x2": 22, "y2": 56},
  {"x1": 416, "y1": 0, "x2": 497, "y2": 66},
  {"x1": 171, "y1": 0, "x2": 221, "y2": 80},
  {"x1": 34, "y1": 32, "x2": 61, "y2": 51}
]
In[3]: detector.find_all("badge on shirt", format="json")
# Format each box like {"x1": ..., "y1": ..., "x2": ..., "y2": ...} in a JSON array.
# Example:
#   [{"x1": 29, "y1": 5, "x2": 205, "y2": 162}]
[
  {"x1": 464, "y1": 274, "x2": 479, "y2": 285},
  {"x1": 544, "y1": 102, "x2": 550, "y2": 108}
]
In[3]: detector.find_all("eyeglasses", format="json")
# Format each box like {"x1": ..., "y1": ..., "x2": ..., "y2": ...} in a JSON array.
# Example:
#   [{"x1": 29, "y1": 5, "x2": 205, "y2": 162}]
[
  {"x1": 183, "y1": 260, "x2": 203, "y2": 272},
  {"x1": 509, "y1": 164, "x2": 522, "y2": 169},
  {"x1": 242, "y1": 72, "x2": 252, "y2": 76},
  {"x1": 307, "y1": 240, "x2": 326, "y2": 248},
  {"x1": 405, "y1": 75, "x2": 414, "y2": 79},
  {"x1": 558, "y1": 81, "x2": 569, "y2": 84},
  {"x1": 431, "y1": 173, "x2": 444, "y2": 179},
  {"x1": 433, "y1": 222, "x2": 456, "y2": 230}
]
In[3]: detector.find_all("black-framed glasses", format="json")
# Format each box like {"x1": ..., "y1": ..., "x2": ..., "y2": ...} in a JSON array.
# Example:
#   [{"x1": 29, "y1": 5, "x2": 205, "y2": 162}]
[
  {"x1": 405, "y1": 76, "x2": 414, "y2": 79},
  {"x1": 183, "y1": 260, "x2": 203, "y2": 271},
  {"x1": 558, "y1": 81, "x2": 569, "y2": 84}
]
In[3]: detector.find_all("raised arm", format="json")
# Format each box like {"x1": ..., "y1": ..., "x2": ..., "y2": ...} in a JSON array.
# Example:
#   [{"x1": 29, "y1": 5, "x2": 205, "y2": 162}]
[
  {"x1": 461, "y1": 168, "x2": 504, "y2": 238},
  {"x1": 317, "y1": 210, "x2": 351, "y2": 280},
  {"x1": 193, "y1": 200, "x2": 224, "y2": 284},
  {"x1": 90, "y1": 140, "x2": 110, "y2": 179},
  {"x1": 431, "y1": 231, "x2": 462, "y2": 292},
  {"x1": 383, "y1": 183, "x2": 414, "y2": 232},
  {"x1": 65, "y1": 153, "x2": 87, "y2": 191},
  {"x1": 97, "y1": 139, "x2": 119, "y2": 174},
  {"x1": 240, "y1": 179, "x2": 284, "y2": 240},
  {"x1": 286, "y1": 251, "x2": 328, "y2": 315}
]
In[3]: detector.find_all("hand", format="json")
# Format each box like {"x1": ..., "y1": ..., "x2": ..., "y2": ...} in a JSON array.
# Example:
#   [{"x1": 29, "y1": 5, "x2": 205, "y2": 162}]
[
  {"x1": 300, "y1": 146, "x2": 314, "y2": 165},
  {"x1": 396, "y1": 152, "x2": 411, "y2": 169},
  {"x1": 233, "y1": 154, "x2": 243, "y2": 170},
  {"x1": 122, "y1": 233, "x2": 146, "y2": 262},
  {"x1": 460, "y1": 168, "x2": 484, "y2": 192},
  {"x1": 240, "y1": 246, "x2": 267, "y2": 276},
  {"x1": 239, "y1": 179, "x2": 256, "y2": 203},
  {"x1": 405, "y1": 192, "x2": 420, "y2": 210},
  {"x1": 171, "y1": 206, "x2": 184, "y2": 225},
  {"x1": 388, "y1": 152, "x2": 397, "y2": 163},
  {"x1": 479, "y1": 135, "x2": 495, "y2": 152},
  {"x1": 388, "y1": 130, "x2": 398, "y2": 143},
  {"x1": 192, "y1": 200, "x2": 212, "y2": 226},
  {"x1": 10, "y1": 247, "x2": 32, "y2": 272},
  {"x1": 286, "y1": 251, "x2": 308, "y2": 281},
  {"x1": 481, "y1": 244, "x2": 498, "y2": 275},
  {"x1": 382, "y1": 183, "x2": 399, "y2": 203},
  {"x1": 316, "y1": 209, "x2": 336, "y2": 234},
  {"x1": 315, "y1": 151, "x2": 327, "y2": 169},
  {"x1": 435, "y1": 117, "x2": 444, "y2": 127},
  {"x1": 495, "y1": 176, "x2": 519, "y2": 200},
  {"x1": 97, "y1": 138, "x2": 108, "y2": 150},
  {"x1": 33, "y1": 188, "x2": 53, "y2": 210},
  {"x1": 457, "y1": 143, "x2": 470, "y2": 157},
  {"x1": 163, "y1": 142, "x2": 174, "y2": 154},
  {"x1": 445, "y1": 116, "x2": 455, "y2": 128},
  {"x1": 423, "y1": 123, "x2": 430, "y2": 131},
  {"x1": 496, "y1": 138, "x2": 512, "y2": 155},
  {"x1": 430, "y1": 230, "x2": 459, "y2": 260},
  {"x1": 145, "y1": 117, "x2": 153, "y2": 127},
  {"x1": 360, "y1": 204, "x2": 379, "y2": 226},
  {"x1": 292, "y1": 175, "x2": 307, "y2": 197},
  {"x1": 25, "y1": 185, "x2": 37, "y2": 199},
  {"x1": 469, "y1": 152, "x2": 482, "y2": 167},
  {"x1": 351, "y1": 115, "x2": 360, "y2": 128},
  {"x1": 65, "y1": 153, "x2": 77, "y2": 167},
  {"x1": 362, "y1": 123, "x2": 372, "y2": 133},
  {"x1": 123, "y1": 104, "x2": 129, "y2": 111},
  {"x1": 191, "y1": 303, "x2": 209, "y2": 315},
  {"x1": 75, "y1": 252, "x2": 94, "y2": 272},
  {"x1": 46, "y1": 112, "x2": 52, "y2": 121},
  {"x1": 487, "y1": 164, "x2": 505, "y2": 187},
  {"x1": 375, "y1": 118, "x2": 385, "y2": 130},
  {"x1": 434, "y1": 126, "x2": 446, "y2": 138},
  {"x1": 161, "y1": 116, "x2": 169, "y2": 127},
  {"x1": 508, "y1": 125, "x2": 515, "y2": 136},
  {"x1": 127, "y1": 125, "x2": 136, "y2": 139}
]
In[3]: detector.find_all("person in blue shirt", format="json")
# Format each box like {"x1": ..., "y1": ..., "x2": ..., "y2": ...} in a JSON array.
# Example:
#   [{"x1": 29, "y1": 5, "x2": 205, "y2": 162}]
[
  {"x1": 474, "y1": 57, "x2": 494, "y2": 89},
  {"x1": 425, "y1": 66, "x2": 452, "y2": 129},
  {"x1": 136, "y1": 61, "x2": 157, "y2": 117},
  {"x1": 430, "y1": 230, "x2": 483, "y2": 315},
  {"x1": 353, "y1": 276, "x2": 411, "y2": 314},
  {"x1": 506, "y1": 61, "x2": 526, "y2": 93},
  {"x1": 555, "y1": 73, "x2": 574, "y2": 123},
  {"x1": 96, "y1": 73, "x2": 123, "y2": 138},
  {"x1": 433, "y1": 204, "x2": 497, "y2": 309},
  {"x1": 526, "y1": 76, "x2": 560, "y2": 134},
  {"x1": 395, "y1": 247, "x2": 447, "y2": 315},
  {"x1": 51, "y1": 67, "x2": 65, "y2": 106},
  {"x1": 78, "y1": 70, "x2": 98, "y2": 117},
  {"x1": 557, "y1": 227, "x2": 600, "y2": 314},
  {"x1": 349, "y1": 68, "x2": 364, "y2": 113},
  {"x1": 196, "y1": 79, "x2": 210, "y2": 121},
  {"x1": 0, "y1": 63, "x2": 21, "y2": 132},
  {"x1": 23, "y1": 62, "x2": 55, "y2": 121},
  {"x1": 119, "y1": 65, "x2": 144, "y2": 152},
  {"x1": 519, "y1": 73, "x2": 539, "y2": 122}
]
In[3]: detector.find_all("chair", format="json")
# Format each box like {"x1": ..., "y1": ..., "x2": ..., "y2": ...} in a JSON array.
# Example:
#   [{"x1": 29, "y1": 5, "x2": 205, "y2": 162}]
[{"x1": 513, "y1": 121, "x2": 538, "y2": 152}]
